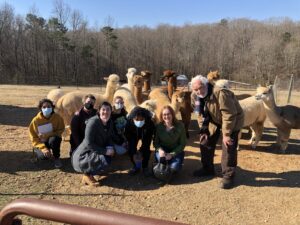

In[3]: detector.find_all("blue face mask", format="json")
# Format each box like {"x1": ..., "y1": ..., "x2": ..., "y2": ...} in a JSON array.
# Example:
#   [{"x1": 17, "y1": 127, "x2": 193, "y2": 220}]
[
  {"x1": 42, "y1": 107, "x2": 52, "y2": 117},
  {"x1": 134, "y1": 120, "x2": 145, "y2": 128}
]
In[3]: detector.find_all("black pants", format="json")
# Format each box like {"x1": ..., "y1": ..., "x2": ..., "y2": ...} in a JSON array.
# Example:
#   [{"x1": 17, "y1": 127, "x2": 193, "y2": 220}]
[
  {"x1": 45, "y1": 136, "x2": 62, "y2": 159},
  {"x1": 200, "y1": 129, "x2": 239, "y2": 179},
  {"x1": 128, "y1": 137, "x2": 151, "y2": 169}
]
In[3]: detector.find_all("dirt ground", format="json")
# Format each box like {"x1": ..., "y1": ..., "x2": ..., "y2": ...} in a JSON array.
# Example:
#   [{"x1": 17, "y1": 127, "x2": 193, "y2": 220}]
[{"x1": 0, "y1": 85, "x2": 299, "y2": 225}]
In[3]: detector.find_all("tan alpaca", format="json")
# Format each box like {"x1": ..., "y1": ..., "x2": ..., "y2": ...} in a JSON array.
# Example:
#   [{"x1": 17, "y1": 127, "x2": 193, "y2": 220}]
[
  {"x1": 148, "y1": 87, "x2": 183, "y2": 123},
  {"x1": 47, "y1": 87, "x2": 65, "y2": 105},
  {"x1": 256, "y1": 85, "x2": 300, "y2": 152},
  {"x1": 55, "y1": 74, "x2": 120, "y2": 127}
]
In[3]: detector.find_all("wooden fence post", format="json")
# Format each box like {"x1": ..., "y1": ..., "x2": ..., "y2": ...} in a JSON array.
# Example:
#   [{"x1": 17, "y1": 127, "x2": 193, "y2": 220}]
[{"x1": 287, "y1": 74, "x2": 294, "y2": 104}]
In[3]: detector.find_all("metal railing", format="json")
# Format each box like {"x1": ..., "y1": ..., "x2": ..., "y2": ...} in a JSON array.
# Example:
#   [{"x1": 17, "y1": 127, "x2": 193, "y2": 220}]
[{"x1": 0, "y1": 198, "x2": 187, "y2": 225}]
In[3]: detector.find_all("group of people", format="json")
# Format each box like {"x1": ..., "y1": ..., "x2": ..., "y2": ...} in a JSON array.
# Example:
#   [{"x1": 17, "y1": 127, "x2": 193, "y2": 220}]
[{"x1": 29, "y1": 74, "x2": 244, "y2": 189}]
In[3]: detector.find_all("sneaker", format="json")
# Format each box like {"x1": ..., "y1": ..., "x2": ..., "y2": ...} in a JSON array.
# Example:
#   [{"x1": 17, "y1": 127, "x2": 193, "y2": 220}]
[
  {"x1": 128, "y1": 167, "x2": 141, "y2": 176},
  {"x1": 220, "y1": 178, "x2": 234, "y2": 189},
  {"x1": 54, "y1": 159, "x2": 63, "y2": 168},
  {"x1": 193, "y1": 168, "x2": 215, "y2": 177}
]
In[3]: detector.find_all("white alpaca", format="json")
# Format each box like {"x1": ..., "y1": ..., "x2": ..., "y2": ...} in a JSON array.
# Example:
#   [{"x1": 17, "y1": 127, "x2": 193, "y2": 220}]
[
  {"x1": 238, "y1": 96, "x2": 266, "y2": 149},
  {"x1": 55, "y1": 74, "x2": 120, "y2": 127},
  {"x1": 215, "y1": 79, "x2": 266, "y2": 149},
  {"x1": 47, "y1": 88, "x2": 64, "y2": 105},
  {"x1": 121, "y1": 67, "x2": 137, "y2": 93},
  {"x1": 256, "y1": 85, "x2": 300, "y2": 152}
]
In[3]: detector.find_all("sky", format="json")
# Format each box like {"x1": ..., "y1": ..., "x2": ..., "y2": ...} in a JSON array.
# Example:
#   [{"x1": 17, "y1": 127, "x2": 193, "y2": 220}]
[{"x1": 2, "y1": 0, "x2": 300, "y2": 28}]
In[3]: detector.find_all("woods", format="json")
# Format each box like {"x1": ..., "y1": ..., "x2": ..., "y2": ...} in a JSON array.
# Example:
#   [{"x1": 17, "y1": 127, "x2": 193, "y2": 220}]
[{"x1": 0, "y1": 1, "x2": 299, "y2": 86}]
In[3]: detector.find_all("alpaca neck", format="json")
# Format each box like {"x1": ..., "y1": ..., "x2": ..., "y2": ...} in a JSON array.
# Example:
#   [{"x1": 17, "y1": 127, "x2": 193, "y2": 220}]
[
  {"x1": 103, "y1": 84, "x2": 115, "y2": 103},
  {"x1": 168, "y1": 82, "x2": 174, "y2": 99},
  {"x1": 144, "y1": 80, "x2": 151, "y2": 92},
  {"x1": 128, "y1": 78, "x2": 134, "y2": 93},
  {"x1": 134, "y1": 86, "x2": 143, "y2": 104}
]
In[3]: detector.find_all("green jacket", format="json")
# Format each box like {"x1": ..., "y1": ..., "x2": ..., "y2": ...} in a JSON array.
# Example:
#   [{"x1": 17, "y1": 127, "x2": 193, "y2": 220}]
[{"x1": 153, "y1": 121, "x2": 186, "y2": 155}]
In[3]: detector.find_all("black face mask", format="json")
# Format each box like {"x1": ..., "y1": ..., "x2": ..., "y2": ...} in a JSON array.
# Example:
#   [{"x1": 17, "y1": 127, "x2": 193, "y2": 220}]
[{"x1": 84, "y1": 102, "x2": 94, "y2": 110}]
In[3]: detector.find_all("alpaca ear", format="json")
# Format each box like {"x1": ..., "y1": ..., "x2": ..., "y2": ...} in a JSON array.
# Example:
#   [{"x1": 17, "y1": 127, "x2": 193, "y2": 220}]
[{"x1": 103, "y1": 77, "x2": 108, "y2": 81}]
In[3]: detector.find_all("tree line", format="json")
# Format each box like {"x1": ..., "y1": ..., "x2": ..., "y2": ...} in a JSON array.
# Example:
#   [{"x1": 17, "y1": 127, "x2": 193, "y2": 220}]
[{"x1": 0, "y1": 1, "x2": 299, "y2": 86}]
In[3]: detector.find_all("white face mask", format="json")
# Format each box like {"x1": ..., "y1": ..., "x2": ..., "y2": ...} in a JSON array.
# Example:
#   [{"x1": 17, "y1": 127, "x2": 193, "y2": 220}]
[
  {"x1": 42, "y1": 107, "x2": 52, "y2": 117},
  {"x1": 115, "y1": 103, "x2": 124, "y2": 110},
  {"x1": 134, "y1": 120, "x2": 145, "y2": 128}
]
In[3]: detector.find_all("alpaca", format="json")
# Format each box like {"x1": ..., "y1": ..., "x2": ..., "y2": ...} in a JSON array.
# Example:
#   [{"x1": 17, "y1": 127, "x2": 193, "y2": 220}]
[
  {"x1": 207, "y1": 70, "x2": 220, "y2": 85},
  {"x1": 148, "y1": 87, "x2": 183, "y2": 122},
  {"x1": 161, "y1": 70, "x2": 177, "y2": 99},
  {"x1": 173, "y1": 90, "x2": 193, "y2": 138},
  {"x1": 121, "y1": 67, "x2": 137, "y2": 93},
  {"x1": 141, "y1": 70, "x2": 152, "y2": 92},
  {"x1": 132, "y1": 74, "x2": 146, "y2": 105},
  {"x1": 55, "y1": 74, "x2": 120, "y2": 127},
  {"x1": 47, "y1": 88, "x2": 64, "y2": 105},
  {"x1": 238, "y1": 96, "x2": 266, "y2": 149},
  {"x1": 256, "y1": 85, "x2": 300, "y2": 152}
]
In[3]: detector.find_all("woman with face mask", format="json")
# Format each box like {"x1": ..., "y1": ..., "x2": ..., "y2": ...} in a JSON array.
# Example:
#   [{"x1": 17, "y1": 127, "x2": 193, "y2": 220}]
[
  {"x1": 124, "y1": 106, "x2": 155, "y2": 176},
  {"x1": 72, "y1": 102, "x2": 115, "y2": 186},
  {"x1": 29, "y1": 98, "x2": 65, "y2": 168},
  {"x1": 69, "y1": 94, "x2": 97, "y2": 156},
  {"x1": 111, "y1": 96, "x2": 128, "y2": 155}
]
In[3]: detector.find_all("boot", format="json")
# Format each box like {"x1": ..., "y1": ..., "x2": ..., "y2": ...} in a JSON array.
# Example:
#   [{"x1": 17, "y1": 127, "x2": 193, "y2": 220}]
[{"x1": 81, "y1": 175, "x2": 99, "y2": 187}]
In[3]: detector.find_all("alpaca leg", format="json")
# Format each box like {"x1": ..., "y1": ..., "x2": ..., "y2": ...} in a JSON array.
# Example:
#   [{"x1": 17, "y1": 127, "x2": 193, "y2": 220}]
[
  {"x1": 247, "y1": 126, "x2": 257, "y2": 149},
  {"x1": 251, "y1": 122, "x2": 264, "y2": 149},
  {"x1": 277, "y1": 129, "x2": 291, "y2": 153}
]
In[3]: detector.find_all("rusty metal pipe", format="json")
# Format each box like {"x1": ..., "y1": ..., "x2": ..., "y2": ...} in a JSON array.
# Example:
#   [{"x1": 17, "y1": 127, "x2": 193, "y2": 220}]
[{"x1": 0, "y1": 198, "x2": 187, "y2": 225}]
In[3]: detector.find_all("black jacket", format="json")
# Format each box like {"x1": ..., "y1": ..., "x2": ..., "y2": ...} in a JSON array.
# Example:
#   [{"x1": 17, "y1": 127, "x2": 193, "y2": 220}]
[{"x1": 125, "y1": 107, "x2": 155, "y2": 150}]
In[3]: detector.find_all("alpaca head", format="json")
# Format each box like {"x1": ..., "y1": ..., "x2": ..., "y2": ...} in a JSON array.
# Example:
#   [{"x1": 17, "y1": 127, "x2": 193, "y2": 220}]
[
  {"x1": 132, "y1": 75, "x2": 144, "y2": 89},
  {"x1": 104, "y1": 74, "x2": 120, "y2": 90},
  {"x1": 172, "y1": 90, "x2": 185, "y2": 105},
  {"x1": 207, "y1": 70, "x2": 220, "y2": 85},
  {"x1": 255, "y1": 85, "x2": 273, "y2": 101},
  {"x1": 126, "y1": 67, "x2": 137, "y2": 81},
  {"x1": 141, "y1": 70, "x2": 152, "y2": 80},
  {"x1": 161, "y1": 70, "x2": 176, "y2": 81}
]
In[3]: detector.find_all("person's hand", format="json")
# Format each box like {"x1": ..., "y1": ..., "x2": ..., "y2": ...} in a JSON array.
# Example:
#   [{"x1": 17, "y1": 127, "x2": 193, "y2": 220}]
[
  {"x1": 223, "y1": 135, "x2": 233, "y2": 148},
  {"x1": 158, "y1": 148, "x2": 165, "y2": 157},
  {"x1": 42, "y1": 148, "x2": 53, "y2": 159},
  {"x1": 38, "y1": 133, "x2": 47, "y2": 142},
  {"x1": 199, "y1": 134, "x2": 208, "y2": 145},
  {"x1": 165, "y1": 153, "x2": 172, "y2": 161}
]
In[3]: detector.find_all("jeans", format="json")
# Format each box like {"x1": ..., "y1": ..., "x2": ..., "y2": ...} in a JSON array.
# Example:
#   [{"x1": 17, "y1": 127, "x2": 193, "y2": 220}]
[{"x1": 155, "y1": 151, "x2": 185, "y2": 172}]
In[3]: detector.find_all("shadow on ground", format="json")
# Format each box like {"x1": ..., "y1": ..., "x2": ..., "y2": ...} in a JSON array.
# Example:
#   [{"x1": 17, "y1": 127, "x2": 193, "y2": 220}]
[{"x1": 0, "y1": 104, "x2": 37, "y2": 127}]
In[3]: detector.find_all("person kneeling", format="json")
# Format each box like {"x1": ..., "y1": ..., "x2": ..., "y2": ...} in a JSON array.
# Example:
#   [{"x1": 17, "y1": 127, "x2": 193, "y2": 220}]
[
  {"x1": 72, "y1": 102, "x2": 115, "y2": 186},
  {"x1": 153, "y1": 106, "x2": 186, "y2": 183}
]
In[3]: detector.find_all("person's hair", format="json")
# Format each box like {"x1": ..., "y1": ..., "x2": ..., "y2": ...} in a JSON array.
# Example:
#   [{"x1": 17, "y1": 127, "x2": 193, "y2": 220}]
[
  {"x1": 82, "y1": 94, "x2": 96, "y2": 103},
  {"x1": 159, "y1": 105, "x2": 177, "y2": 124},
  {"x1": 98, "y1": 101, "x2": 112, "y2": 111},
  {"x1": 191, "y1": 75, "x2": 208, "y2": 86},
  {"x1": 38, "y1": 98, "x2": 55, "y2": 110},
  {"x1": 113, "y1": 96, "x2": 124, "y2": 102}
]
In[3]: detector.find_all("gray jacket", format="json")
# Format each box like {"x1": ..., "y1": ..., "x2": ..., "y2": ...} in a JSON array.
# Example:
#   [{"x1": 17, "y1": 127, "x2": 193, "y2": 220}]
[{"x1": 72, "y1": 115, "x2": 114, "y2": 174}]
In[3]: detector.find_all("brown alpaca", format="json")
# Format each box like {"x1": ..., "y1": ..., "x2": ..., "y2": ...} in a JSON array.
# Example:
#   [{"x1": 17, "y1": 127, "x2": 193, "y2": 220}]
[
  {"x1": 141, "y1": 70, "x2": 152, "y2": 92},
  {"x1": 173, "y1": 90, "x2": 193, "y2": 138},
  {"x1": 207, "y1": 70, "x2": 220, "y2": 85},
  {"x1": 256, "y1": 85, "x2": 300, "y2": 152},
  {"x1": 161, "y1": 70, "x2": 177, "y2": 99},
  {"x1": 132, "y1": 74, "x2": 145, "y2": 105}
]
